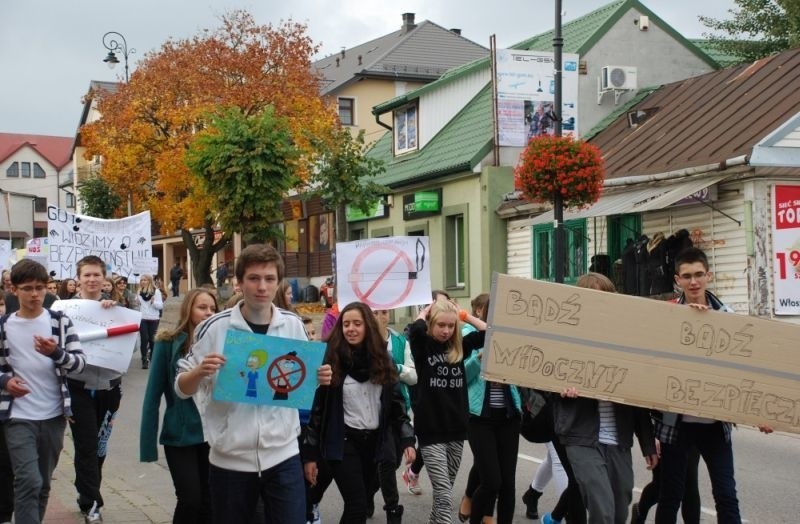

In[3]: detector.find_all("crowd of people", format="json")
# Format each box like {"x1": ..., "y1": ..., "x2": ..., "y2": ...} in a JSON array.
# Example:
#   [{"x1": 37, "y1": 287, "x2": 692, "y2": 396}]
[{"x1": 0, "y1": 244, "x2": 777, "y2": 524}]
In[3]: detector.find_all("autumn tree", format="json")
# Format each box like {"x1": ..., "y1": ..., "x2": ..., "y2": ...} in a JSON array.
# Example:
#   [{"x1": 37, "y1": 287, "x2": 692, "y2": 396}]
[
  {"x1": 77, "y1": 175, "x2": 123, "y2": 219},
  {"x1": 700, "y1": 0, "x2": 800, "y2": 62},
  {"x1": 186, "y1": 106, "x2": 298, "y2": 244},
  {"x1": 80, "y1": 11, "x2": 336, "y2": 285},
  {"x1": 309, "y1": 127, "x2": 387, "y2": 242}
]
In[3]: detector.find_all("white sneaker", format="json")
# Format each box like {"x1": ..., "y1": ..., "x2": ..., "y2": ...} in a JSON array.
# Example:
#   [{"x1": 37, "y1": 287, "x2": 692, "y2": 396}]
[
  {"x1": 83, "y1": 501, "x2": 103, "y2": 523},
  {"x1": 311, "y1": 502, "x2": 322, "y2": 524}
]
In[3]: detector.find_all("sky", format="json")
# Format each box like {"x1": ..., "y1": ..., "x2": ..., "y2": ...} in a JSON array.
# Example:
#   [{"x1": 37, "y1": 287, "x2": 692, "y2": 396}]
[{"x1": 0, "y1": 0, "x2": 738, "y2": 138}]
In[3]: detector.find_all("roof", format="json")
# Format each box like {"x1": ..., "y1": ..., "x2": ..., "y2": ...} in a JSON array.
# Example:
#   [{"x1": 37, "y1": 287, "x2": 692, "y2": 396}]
[
  {"x1": 74, "y1": 80, "x2": 121, "y2": 151},
  {"x1": 368, "y1": 85, "x2": 493, "y2": 187},
  {"x1": 589, "y1": 47, "x2": 800, "y2": 179},
  {"x1": 374, "y1": 0, "x2": 718, "y2": 115},
  {"x1": 313, "y1": 19, "x2": 487, "y2": 96},
  {"x1": 0, "y1": 133, "x2": 73, "y2": 170},
  {"x1": 690, "y1": 39, "x2": 747, "y2": 68}
]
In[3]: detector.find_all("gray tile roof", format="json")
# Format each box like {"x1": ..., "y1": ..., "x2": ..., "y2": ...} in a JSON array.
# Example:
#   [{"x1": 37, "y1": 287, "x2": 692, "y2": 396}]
[{"x1": 313, "y1": 20, "x2": 487, "y2": 95}]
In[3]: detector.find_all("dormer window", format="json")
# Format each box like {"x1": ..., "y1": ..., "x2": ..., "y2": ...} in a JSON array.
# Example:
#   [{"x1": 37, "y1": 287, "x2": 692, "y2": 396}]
[{"x1": 394, "y1": 104, "x2": 418, "y2": 155}]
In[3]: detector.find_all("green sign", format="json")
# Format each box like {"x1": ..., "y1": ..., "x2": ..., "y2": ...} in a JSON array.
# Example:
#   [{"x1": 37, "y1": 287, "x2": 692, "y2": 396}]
[
  {"x1": 345, "y1": 201, "x2": 387, "y2": 222},
  {"x1": 403, "y1": 189, "x2": 442, "y2": 220}
]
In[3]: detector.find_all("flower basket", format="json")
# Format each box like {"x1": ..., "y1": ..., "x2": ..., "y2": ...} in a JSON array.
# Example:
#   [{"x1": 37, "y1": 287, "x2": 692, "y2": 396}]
[{"x1": 514, "y1": 135, "x2": 605, "y2": 209}]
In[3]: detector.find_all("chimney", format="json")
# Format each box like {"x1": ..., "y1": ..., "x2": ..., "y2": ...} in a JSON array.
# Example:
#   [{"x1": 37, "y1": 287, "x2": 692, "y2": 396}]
[
  {"x1": 450, "y1": 28, "x2": 461, "y2": 36},
  {"x1": 358, "y1": 55, "x2": 362, "y2": 65},
  {"x1": 340, "y1": 47, "x2": 346, "y2": 59},
  {"x1": 336, "y1": 57, "x2": 340, "y2": 67},
  {"x1": 402, "y1": 13, "x2": 416, "y2": 33}
]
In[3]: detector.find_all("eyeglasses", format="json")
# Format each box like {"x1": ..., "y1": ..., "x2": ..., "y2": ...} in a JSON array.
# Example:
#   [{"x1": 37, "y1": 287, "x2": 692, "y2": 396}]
[
  {"x1": 678, "y1": 271, "x2": 708, "y2": 282},
  {"x1": 17, "y1": 285, "x2": 46, "y2": 293}
]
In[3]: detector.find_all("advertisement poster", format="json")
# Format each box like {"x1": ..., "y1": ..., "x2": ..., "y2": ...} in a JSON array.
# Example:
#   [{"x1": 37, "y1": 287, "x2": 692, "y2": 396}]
[
  {"x1": 495, "y1": 49, "x2": 579, "y2": 146},
  {"x1": 773, "y1": 185, "x2": 800, "y2": 315}
]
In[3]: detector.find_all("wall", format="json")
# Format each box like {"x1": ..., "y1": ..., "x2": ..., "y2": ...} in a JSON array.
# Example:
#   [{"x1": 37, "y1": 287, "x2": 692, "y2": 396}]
[{"x1": 0, "y1": 145, "x2": 65, "y2": 231}]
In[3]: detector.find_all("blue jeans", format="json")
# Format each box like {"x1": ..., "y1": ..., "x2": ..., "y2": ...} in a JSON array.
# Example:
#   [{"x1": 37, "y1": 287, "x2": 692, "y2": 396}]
[
  {"x1": 655, "y1": 422, "x2": 739, "y2": 524},
  {"x1": 208, "y1": 454, "x2": 305, "y2": 524}
]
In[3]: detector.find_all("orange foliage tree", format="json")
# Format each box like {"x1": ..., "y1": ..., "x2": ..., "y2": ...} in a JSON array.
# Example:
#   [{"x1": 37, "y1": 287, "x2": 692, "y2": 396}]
[{"x1": 81, "y1": 11, "x2": 337, "y2": 285}]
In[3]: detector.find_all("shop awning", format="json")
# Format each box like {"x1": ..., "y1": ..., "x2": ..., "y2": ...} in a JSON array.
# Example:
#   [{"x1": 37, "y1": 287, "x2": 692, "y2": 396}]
[{"x1": 518, "y1": 174, "x2": 729, "y2": 227}]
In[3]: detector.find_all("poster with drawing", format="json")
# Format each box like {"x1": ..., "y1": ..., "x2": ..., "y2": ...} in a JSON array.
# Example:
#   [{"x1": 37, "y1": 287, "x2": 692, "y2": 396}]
[
  {"x1": 213, "y1": 330, "x2": 325, "y2": 410},
  {"x1": 51, "y1": 299, "x2": 142, "y2": 373},
  {"x1": 46, "y1": 206, "x2": 152, "y2": 281},
  {"x1": 772, "y1": 185, "x2": 800, "y2": 315},
  {"x1": 335, "y1": 236, "x2": 432, "y2": 309}
]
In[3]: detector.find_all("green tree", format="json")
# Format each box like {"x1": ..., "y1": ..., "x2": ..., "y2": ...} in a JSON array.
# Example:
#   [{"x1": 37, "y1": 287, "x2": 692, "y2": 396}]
[
  {"x1": 700, "y1": 0, "x2": 800, "y2": 62},
  {"x1": 186, "y1": 106, "x2": 299, "y2": 247},
  {"x1": 309, "y1": 127, "x2": 387, "y2": 243},
  {"x1": 76, "y1": 175, "x2": 123, "y2": 219}
]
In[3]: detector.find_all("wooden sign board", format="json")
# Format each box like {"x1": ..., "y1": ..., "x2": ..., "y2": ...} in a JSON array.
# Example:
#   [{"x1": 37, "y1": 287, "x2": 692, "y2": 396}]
[{"x1": 482, "y1": 273, "x2": 800, "y2": 434}]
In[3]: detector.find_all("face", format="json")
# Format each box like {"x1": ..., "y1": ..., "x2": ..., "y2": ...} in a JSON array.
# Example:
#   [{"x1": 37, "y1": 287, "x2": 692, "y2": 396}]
[
  {"x1": 247, "y1": 354, "x2": 259, "y2": 370},
  {"x1": 116, "y1": 280, "x2": 127, "y2": 292},
  {"x1": 78, "y1": 264, "x2": 105, "y2": 298},
  {"x1": 13, "y1": 280, "x2": 47, "y2": 314},
  {"x1": 431, "y1": 312, "x2": 457, "y2": 343},
  {"x1": 102, "y1": 280, "x2": 113, "y2": 293},
  {"x1": 47, "y1": 281, "x2": 58, "y2": 294},
  {"x1": 190, "y1": 293, "x2": 217, "y2": 326},
  {"x1": 373, "y1": 310, "x2": 390, "y2": 329},
  {"x1": 675, "y1": 261, "x2": 711, "y2": 304},
  {"x1": 66, "y1": 279, "x2": 76, "y2": 293},
  {"x1": 342, "y1": 309, "x2": 366, "y2": 346},
  {"x1": 2, "y1": 273, "x2": 10, "y2": 289},
  {"x1": 240, "y1": 263, "x2": 279, "y2": 310},
  {"x1": 140, "y1": 276, "x2": 151, "y2": 287},
  {"x1": 284, "y1": 286, "x2": 293, "y2": 304},
  {"x1": 304, "y1": 323, "x2": 316, "y2": 341}
]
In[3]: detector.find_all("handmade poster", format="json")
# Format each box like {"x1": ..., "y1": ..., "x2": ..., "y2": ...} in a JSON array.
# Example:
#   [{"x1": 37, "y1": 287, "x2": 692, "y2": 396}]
[
  {"x1": 0, "y1": 240, "x2": 10, "y2": 271},
  {"x1": 772, "y1": 185, "x2": 800, "y2": 315},
  {"x1": 51, "y1": 299, "x2": 142, "y2": 373},
  {"x1": 46, "y1": 205, "x2": 152, "y2": 280},
  {"x1": 483, "y1": 273, "x2": 800, "y2": 434},
  {"x1": 336, "y1": 236, "x2": 432, "y2": 309},
  {"x1": 24, "y1": 237, "x2": 49, "y2": 268},
  {"x1": 213, "y1": 329, "x2": 325, "y2": 410}
]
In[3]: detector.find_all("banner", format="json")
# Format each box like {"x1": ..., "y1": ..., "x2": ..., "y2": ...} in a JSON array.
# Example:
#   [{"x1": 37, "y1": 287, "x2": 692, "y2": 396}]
[
  {"x1": 495, "y1": 49, "x2": 579, "y2": 146},
  {"x1": 46, "y1": 206, "x2": 152, "y2": 280},
  {"x1": 772, "y1": 185, "x2": 800, "y2": 315},
  {"x1": 24, "y1": 237, "x2": 49, "y2": 268},
  {"x1": 335, "y1": 236, "x2": 432, "y2": 309},
  {"x1": 0, "y1": 240, "x2": 10, "y2": 272},
  {"x1": 483, "y1": 273, "x2": 800, "y2": 434}
]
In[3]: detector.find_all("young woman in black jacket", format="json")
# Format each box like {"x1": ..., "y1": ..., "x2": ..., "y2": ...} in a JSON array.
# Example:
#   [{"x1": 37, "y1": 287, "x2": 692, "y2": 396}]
[{"x1": 303, "y1": 302, "x2": 415, "y2": 524}]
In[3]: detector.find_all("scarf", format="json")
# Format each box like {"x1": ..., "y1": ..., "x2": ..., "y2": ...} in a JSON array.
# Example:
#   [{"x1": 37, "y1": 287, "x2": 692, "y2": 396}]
[
  {"x1": 139, "y1": 291, "x2": 154, "y2": 302},
  {"x1": 346, "y1": 347, "x2": 371, "y2": 383}
]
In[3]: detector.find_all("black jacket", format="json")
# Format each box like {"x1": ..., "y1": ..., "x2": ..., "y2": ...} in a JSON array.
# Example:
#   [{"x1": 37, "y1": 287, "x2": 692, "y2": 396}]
[
  {"x1": 553, "y1": 396, "x2": 656, "y2": 456},
  {"x1": 303, "y1": 380, "x2": 414, "y2": 464}
]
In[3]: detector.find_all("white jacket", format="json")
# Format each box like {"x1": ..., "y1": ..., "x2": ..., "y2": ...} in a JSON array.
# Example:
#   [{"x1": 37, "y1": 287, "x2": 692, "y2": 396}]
[
  {"x1": 175, "y1": 301, "x2": 308, "y2": 473},
  {"x1": 138, "y1": 290, "x2": 163, "y2": 321}
]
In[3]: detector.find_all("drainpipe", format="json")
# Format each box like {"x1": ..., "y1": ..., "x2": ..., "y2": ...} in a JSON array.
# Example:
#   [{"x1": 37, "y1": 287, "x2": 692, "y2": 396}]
[
  {"x1": 375, "y1": 113, "x2": 392, "y2": 132},
  {"x1": 603, "y1": 155, "x2": 748, "y2": 188}
]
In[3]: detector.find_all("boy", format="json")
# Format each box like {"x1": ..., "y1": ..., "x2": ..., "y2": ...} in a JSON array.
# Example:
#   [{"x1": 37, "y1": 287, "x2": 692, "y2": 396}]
[
  {"x1": 654, "y1": 247, "x2": 771, "y2": 524},
  {"x1": 175, "y1": 244, "x2": 332, "y2": 524},
  {"x1": 66, "y1": 255, "x2": 122, "y2": 523},
  {"x1": 0, "y1": 259, "x2": 85, "y2": 523}
]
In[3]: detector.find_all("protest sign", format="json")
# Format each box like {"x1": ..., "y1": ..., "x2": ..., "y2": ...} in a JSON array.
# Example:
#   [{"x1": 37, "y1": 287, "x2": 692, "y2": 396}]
[
  {"x1": 213, "y1": 329, "x2": 325, "y2": 410},
  {"x1": 51, "y1": 299, "x2": 141, "y2": 373},
  {"x1": 46, "y1": 206, "x2": 152, "y2": 280},
  {"x1": 24, "y1": 237, "x2": 49, "y2": 268},
  {"x1": 336, "y1": 236, "x2": 432, "y2": 309},
  {"x1": 772, "y1": 185, "x2": 800, "y2": 314},
  {"x1": 0, "y1": 240, "x2": 10, "y2": 272},
  {"x1": 483, "y1": 273, "x2": 800, "y2": 434}
]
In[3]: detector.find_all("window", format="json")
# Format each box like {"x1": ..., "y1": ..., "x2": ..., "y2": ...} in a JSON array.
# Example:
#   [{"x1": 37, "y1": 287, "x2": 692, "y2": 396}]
[
  {"x1": 20, "y1": 162, "x2": 31, "y2": 178},
  {"x1": 34, "y1": 197, "x2": 47, "y2": 213},
  {"x1": 6, "y1": 162, "x2": 18, "y2": 177},
  {"x1": 33, "y1": 163, "x2": 45, "y2": 178},
  {"x1": 65, "y1": 193, "x2": 76, "y2": 209},
  {"x1": 532, "y1": 219, "x2": 587, "y2": 284},
  {"x1": 394, "y1": 104, "x2": 418, "y2": 154},
  {"x1": 338, "y1": 97, "x2": 354, "y2": 126},
  {"x1": 608, "y1": 215, "x2": 641, "y2": 261},
  {"x1": 445, "y1": 213, "x2": 466, "y2": 289}
]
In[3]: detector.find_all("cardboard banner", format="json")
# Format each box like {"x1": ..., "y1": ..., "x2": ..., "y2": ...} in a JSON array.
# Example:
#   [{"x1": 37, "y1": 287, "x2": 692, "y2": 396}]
[
  {"x1": 46, "y1": 206, "x2": 152, "y2": 280},
  {"x1": 483, "y1": 273, "x2": 800, "y2": 434},
  {"x1": 335, "y1": 236, "x2": 432, "y2": 309},
  {"x1": 51, "y1": 299, "x2": 142, "y2": 373},
  {"x1": 772, "y1": 185, "x2": 800, "y2": 315},
  {"x1": 213, "y1": 330, "x2": 325, "y2": 410}
]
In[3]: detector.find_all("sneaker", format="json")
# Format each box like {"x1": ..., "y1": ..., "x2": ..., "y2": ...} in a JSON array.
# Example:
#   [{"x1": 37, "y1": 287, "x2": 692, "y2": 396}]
[
  {"x1": 83, "y1": 501, "x2": 103, "y2": 523},
  {"x1": 541, "y1": 512, "x2": 561, "y2": 524},
  {"x1": 522, "y1": 486, "x2": 542, "y2": 519},
  {"x1": 307, "y1": 502, "x2": 321, "y2": 524},
  {"x1": 401, "y1": 465, "x2": 422, "y2": 495}
]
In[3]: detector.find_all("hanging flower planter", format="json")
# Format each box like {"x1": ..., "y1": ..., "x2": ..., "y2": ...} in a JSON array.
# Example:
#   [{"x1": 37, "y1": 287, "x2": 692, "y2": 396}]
[{"x1": 514, "y1": 135, "x2": 605, "y2": 209}]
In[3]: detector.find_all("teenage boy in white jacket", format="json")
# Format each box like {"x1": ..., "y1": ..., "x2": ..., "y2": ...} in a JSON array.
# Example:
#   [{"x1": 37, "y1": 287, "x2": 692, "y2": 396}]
[{"x1": 175, "y1": 244, "x2": 332, "y2": 524}]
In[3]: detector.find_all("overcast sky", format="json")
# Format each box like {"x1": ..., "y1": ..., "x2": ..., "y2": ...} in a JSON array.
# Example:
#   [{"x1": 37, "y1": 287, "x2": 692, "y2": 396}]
[{"x1": 0, "y1": 0, "x2": 737, "y2": 138}]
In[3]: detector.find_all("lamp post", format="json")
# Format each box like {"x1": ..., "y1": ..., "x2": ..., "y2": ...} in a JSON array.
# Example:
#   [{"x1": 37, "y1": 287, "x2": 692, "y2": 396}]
[
  {"x1": 553, "y1": 0, "x2": 565, "y2": 283},
  {"x1": 101, "y1": 31, "x2": 135, "y2": 83}
]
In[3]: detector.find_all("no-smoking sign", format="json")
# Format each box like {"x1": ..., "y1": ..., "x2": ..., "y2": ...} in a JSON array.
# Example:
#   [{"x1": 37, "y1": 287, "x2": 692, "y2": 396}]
[{"x1": 336, "y1": 236, "x2": 432, "y2": 309}]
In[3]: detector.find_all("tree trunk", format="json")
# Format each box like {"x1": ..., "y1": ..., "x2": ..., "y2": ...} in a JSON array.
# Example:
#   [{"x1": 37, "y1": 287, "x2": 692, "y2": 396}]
[
  {"x1": 181, "y1": 220, "x2": 231, "y2": 287},
  {"x1": 335, "y1": 202, "x2": 348, "y2": 243}
]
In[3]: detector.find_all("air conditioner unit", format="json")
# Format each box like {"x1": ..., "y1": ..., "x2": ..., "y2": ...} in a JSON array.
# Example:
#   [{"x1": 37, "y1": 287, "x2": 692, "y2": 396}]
[{"x1": 601, "y1": 65, "x2": 637, "y2": 90}]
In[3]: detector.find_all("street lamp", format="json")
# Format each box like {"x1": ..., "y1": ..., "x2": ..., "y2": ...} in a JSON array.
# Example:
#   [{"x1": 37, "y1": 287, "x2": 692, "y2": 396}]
[{"x1": 101, "y1": 31, "x2": 135, "y2": 83}]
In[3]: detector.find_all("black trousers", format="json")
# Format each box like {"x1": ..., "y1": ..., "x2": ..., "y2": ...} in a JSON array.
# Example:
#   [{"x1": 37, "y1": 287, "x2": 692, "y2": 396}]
[
  {"x1": 164, "y1": 443, "x2": 212, "y2": 524},
  {"x1": 67, "y1": 379, "x2": 122, "y2": 511},
  {"x1": 636, "y1": 447, "x2": 700, "y2": 523},
  {"x1": 139, "y1": 319, "x2": 160, "y2": 364},
  {"x1": 330, "y1": 428, "x2": 379, "y2": 524},
  {"x1": 0, "y1": 424, "x2": 13, "y2": 522},
  {"x1": 551, "y1": 438, "x2": 587, "y2": 524}
]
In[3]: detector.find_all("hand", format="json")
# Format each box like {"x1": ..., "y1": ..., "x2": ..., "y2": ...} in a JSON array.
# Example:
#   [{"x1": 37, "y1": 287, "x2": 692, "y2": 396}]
[
  {"x1": 317, "y1": 364, "x2": 332, "y2": 386},
  {"x1": 561, "y1": 386, "x2": 579, "y2": 398},
  {"x1": 304, "y1": 461, "x2": 318, "y2": 486},
  {"x1": 687, "y1": 303, "x2": 709, "y2": 311},
  {"x1": 645, "y1": 453, "x2": 659, "y2": 470},
  {"x1": 33, "y1": 335, "x2": 57, "y2": 356},
  {"x1": 5, "y1": 377, "x2": 30, "y2": 397},
  {"x1": 757, "y1": 424, "x2": 774, "y2": 434},
  {"x1": 417, "y1": 304, "x2": 432, "y2": 321},
  {"x1": 100, "y1": 300, "x2": 117, "y2": 309},
  {"x1": 404, "y1": 446, "x2": 416, "y2": 465},
  {"x1": 655, "y1": 439, "x2": 661, "y2": 458},
  {"x1": 196, "y1": 353, "x2": 226, "y2": 377}
]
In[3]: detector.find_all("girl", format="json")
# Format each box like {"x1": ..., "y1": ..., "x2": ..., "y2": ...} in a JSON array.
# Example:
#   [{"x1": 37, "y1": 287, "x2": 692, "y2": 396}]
[
  {"x1": 58, "y1": 277, "x2": 77, "y2": 300},
  {"x1": 304, "y1": 302, "x2": 415, "y2": 524},
  {"x1": 102, "y1": 277, "x2": 116, "y2": 299},
  {"x1": 137, "y1": 274, "x2": 164, "y2": 369},
  {"x1": 409, "y1": 300, "x2": 485, "y2": 524},
  {"x1": 274, "y1": 279, "x2": 296, "y2": 313},
  {"x1": 140, "y1": 289, "x2": 218, "y2": 523}
]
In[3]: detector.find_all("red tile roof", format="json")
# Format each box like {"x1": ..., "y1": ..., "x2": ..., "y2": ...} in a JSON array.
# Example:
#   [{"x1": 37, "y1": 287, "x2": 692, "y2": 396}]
[{"x1": 0, "y1": 133, "x2": 73, "y2": 170}]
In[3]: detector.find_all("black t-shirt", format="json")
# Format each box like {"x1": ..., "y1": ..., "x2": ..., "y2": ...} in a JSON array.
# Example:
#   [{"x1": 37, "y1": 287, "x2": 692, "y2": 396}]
[{"x1": 246, "y1": 320, "x2": 269, "y2": 335}]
